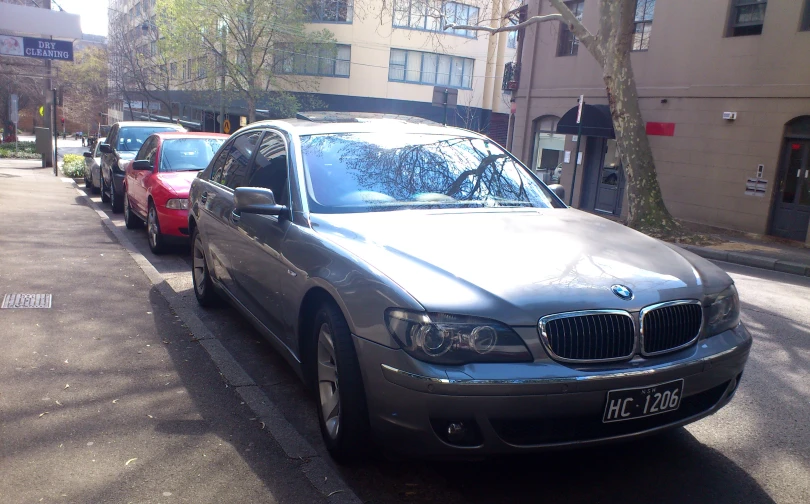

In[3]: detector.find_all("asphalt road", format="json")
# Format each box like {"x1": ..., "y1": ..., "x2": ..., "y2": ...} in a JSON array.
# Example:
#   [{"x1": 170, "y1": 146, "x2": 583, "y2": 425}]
[{"x1": 4, "y1": 166, "x2": 809, "y2": 503}]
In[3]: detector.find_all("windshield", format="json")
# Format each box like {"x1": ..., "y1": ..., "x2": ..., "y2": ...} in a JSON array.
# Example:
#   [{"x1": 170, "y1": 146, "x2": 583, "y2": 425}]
[
  {"x1": 300, "y1": 132, "x2": 561, "y2": 213},
  {"x1": 117, "y1": 127, "x2": 180, "y2": 152},
  {"x1": 159, "y1": 138, "x2": 225, "y2": 172}
]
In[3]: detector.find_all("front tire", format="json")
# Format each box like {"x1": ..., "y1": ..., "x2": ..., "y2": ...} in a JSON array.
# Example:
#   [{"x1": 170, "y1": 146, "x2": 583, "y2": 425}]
[
  {"x1": 313, "y1": 301, "x2": 371, "y2": 464},
  {"x1": 191, "y1": 228, "x2": 217, "y2": 307},
  {"x1": 100, "y1": 173, "x2": 110, "y2": 203},
  {"x1": 147, "y1": 202, "x2": 165, "y2": 254},
  {"x1": 124, "y1": 191, "x2": 142, "y2": 229},
  {"x1": 110, "y1": 179, "x2": 123, "y2": 213}
]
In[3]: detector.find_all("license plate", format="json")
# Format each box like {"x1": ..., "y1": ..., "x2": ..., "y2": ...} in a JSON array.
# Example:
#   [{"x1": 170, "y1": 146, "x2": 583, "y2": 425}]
[{"x1": 602, "y1": 379, "x2": 684, "y2": 423}]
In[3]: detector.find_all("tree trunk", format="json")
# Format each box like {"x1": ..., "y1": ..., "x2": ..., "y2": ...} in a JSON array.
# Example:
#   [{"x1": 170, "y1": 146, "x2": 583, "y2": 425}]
[
  {"x1": 547, "y1": 0, "x2": 678, "y2": 233},
  {"x1": 247, "y1": 94, "x2": 256, "y2": 124},
  {"x1": 598, "y1": 0, "x2": 676, "y2": 232}
]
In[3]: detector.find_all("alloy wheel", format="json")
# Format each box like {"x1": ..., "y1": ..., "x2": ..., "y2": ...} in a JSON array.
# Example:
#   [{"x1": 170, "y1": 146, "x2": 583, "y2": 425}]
[
  {"x1": 148, "y1": 206, "x2": 159, "y2": 249},
  {"x1": 317, "y1": 323, "x2": 340, "y2": 440}
]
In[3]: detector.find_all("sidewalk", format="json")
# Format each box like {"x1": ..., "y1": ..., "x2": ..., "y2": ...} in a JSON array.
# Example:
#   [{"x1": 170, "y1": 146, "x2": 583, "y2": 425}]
[
  {"x1": 677, "y1": 226, "x2": 810, "y2": 277},
  {"x1": 0, "y1": 160, "x2": 326, "y2": 503}
]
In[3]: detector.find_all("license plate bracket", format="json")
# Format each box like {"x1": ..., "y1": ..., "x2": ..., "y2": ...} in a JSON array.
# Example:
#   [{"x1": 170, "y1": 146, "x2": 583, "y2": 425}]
[{"x1": 603, "y1": 379, "x2": 684, "y2": 423}]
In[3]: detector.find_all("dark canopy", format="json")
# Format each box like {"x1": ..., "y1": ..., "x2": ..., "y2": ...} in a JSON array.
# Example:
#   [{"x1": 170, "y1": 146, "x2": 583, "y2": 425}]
[{"x1": 556, "y1": 103, "x2": 615, "y2": 139}]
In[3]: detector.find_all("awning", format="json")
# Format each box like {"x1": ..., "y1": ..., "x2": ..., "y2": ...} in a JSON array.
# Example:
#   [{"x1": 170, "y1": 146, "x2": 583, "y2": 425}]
[{"x1": 556, "y1": 103, "x2": 615, "y2": 139}]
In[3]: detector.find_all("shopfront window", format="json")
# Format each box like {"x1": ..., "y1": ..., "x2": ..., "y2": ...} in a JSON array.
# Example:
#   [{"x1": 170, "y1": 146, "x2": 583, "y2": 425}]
[{"x1": 531, "y1": 116, "x2": 565, "y2": 184}]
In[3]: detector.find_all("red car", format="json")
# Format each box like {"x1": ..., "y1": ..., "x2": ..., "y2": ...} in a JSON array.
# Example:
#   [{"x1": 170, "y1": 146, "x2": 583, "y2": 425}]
[{"x1": 123, "y1": 132, "x2": 228, "y2": 253}]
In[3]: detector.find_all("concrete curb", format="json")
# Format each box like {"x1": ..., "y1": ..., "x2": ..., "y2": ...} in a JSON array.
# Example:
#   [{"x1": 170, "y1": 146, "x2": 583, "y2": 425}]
[
  {"x1": 66, "y1": 179, "x2": 362, "y2": 504},
  {"x1": 682, "y1": 245, "x2": 810, "y2": 277}
]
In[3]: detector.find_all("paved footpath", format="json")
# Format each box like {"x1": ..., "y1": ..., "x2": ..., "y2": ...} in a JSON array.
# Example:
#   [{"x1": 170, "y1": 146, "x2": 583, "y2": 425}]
[{"x1": 0, "y1": 162, "x2": 326, "y2": 503}]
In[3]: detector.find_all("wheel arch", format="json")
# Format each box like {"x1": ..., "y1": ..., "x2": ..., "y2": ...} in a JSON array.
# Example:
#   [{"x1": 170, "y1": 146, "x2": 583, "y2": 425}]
[{"x1": 297, "y1": 286, "x2": 344, "y2": 390}]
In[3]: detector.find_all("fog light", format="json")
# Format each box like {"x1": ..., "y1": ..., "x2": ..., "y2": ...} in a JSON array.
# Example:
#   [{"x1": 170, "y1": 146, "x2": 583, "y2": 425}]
[{"x1": 446, "y1": 422, "x2": 467, "y2": 443}]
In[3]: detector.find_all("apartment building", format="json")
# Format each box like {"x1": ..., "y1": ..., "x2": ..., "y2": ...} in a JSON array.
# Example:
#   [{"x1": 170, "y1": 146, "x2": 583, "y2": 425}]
[
  {"x1": 107, "y1": 0, "x2": 517, "y2": 144},
  {"x1": 511, "y1": 0, "x2": 810, "y2": 244}
]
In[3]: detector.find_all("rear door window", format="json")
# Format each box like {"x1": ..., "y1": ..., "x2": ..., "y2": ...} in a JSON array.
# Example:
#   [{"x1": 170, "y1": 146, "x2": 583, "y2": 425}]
[{"x1": 211, "y1": 131, "x2": 262, "y2": 190}]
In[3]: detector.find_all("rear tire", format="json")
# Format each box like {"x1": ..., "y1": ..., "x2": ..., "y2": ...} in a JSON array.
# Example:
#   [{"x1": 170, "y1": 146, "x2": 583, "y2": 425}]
[
  {"x1": 124, "y1": 191, "x2": 142, "y2": 229},
  {"x1": 191, "y1": 228, "x2": 217, "y2": 307},
  {"x1": 313, "y1": 301, "x2": 371, "y2": 464}
]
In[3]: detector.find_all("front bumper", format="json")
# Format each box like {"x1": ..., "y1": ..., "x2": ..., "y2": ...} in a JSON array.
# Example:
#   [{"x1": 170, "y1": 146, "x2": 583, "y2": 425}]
[
  {"x1": 355, "y1": 324, "x2": 751, "y2": 456},
  {"x1": 157, "y1": 206, "x2": 190, "y2": 238}
]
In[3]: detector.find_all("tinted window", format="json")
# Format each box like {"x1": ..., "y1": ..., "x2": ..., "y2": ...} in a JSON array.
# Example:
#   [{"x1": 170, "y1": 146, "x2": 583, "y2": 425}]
[
  {"x1": 93, "y1": 138, "x2": 106, "y2": 157},
  {"x1": 116, "y1": 126, "x2": 182, "y2": 152},
  {"x1": 136, "y1": 136, "x2": 156, "y2": 161},
  {"x1": 247, "y1": 131, "x2": 289, "y2": 205},
  {"x1": 159, "y1": 138, "x2": 225, "y2": 172},
  {"x1": 211, "y1": 131, "x2": 261, "y2": 189},
  {"x1": 300, "y1": 132, "x2": 560, "y2": 213}
]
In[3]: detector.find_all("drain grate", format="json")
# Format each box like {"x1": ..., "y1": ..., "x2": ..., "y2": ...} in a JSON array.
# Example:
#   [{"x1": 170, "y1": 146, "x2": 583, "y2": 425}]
[{"x1": 1, "y1": 294, "x2": 52, "y2": 309}]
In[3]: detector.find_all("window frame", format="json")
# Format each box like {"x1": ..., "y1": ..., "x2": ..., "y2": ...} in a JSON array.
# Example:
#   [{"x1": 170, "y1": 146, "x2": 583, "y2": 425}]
[
  {"x1": 632, "y1": 0, "x2": 655, "y2": 51},
  {"x1": 556, "y1": 0, "x2": 584, "y2": 57},
  {"x1": 726, "y1": 0, "x2": 768, "y2": 37},
  {"x1": 245, "y1": 129, "x2": 294, "y2": 212},
  {"x1": 388, "y1": 48, "x2": 474, "y2": 89},
  {"x1": 392, "y1": 0, "x2": 478, "y2": 39},
  {"x1": 306, "y1": 0, "x2": 354, "y2": 24},
  {"x1": 275, "y1": 44, "x2": 351, "y2": 78}
]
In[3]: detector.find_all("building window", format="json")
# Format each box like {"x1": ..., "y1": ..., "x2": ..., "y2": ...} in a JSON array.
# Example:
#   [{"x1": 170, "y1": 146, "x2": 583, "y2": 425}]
[
  {"x1": 393, "y1": 1, "x2": 478, "y2": 38},
  {"x1": 531, "y1": 116, "x2": 565, "y2": 184},
  {"x1": 556, "y1": 0, "x2": 583, "y2": 56},
  {"x1": 306, "y1": 0, "x2": 353, "y2": 23},
  {"x1": 388, "y1": 49, "x2": 473, "y2": 89},
  {"x1": 507, "y1": 19, "x2": 518, "y2": 48},
  {"x1": 150, "y1": 40, "x2": 157, "y2": 56},
  {"x1": 632, "y1": 0, "x2": 655, "y2": 50},
  {"x1": 198, "y1": 57, "x2": 207, "y2": 78},
  {"x1": 802, "y1": 0, "x2": 810, "y2": 31},
  {"x1": 727, "y1": 0, "x2": 767, "y2": 37},
  {"x1": 170, "y1": 62, "x2": 177, "y2": 79},
  {"x1": 135, "y1": 2, "x2": 141, "y2": 17},
  {"x1": 275, "y1": 44, "x2": 351, "y2": 77}
]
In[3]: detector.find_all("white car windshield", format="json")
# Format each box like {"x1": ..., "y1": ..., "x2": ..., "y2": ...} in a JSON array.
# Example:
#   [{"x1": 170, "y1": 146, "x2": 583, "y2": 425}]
[{"x1": 300, "y1": 132, "x2": 561, "y2": 213}]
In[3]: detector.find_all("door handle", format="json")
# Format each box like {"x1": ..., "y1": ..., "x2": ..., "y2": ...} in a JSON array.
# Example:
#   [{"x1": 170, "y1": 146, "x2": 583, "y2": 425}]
[
  {"x1": 230, "y1": 209, "x2": 241, "y2": 223},
  {"x1": 200, "y1": 191, "x2": 208, "y2": 203}
]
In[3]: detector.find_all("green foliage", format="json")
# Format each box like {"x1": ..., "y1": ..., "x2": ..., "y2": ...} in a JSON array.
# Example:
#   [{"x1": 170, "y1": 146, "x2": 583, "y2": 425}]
[
  {"x1": 0, "y1": 141, "x2": 39, "y2": 159},
  {"x1": 61, "y1": 154, "x2": 85, "y2": 178}
]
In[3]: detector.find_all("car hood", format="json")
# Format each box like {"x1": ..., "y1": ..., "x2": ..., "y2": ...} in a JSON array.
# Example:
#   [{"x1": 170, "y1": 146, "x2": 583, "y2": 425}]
[
  {"x1": 310, "y1": 209, "x2": 732, "y2": 326},
  {"x1": 155, "y1": 171, "x2": 200, "y2": 196}
]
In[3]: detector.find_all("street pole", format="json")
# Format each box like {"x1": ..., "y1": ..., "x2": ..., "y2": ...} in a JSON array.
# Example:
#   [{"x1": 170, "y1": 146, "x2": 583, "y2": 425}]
[
  {"x1": 443, "y1": 89, "x2": 448, "y2": 126},
  {"x1": 568, "y1": 95, "x2": 584, "y2": 206},
  {"x1": 219, "y1": 22, "x2": 226, "y2": 134},
  {"x1": 52, "y1": 88, "x2": 58, "y2": 175}
]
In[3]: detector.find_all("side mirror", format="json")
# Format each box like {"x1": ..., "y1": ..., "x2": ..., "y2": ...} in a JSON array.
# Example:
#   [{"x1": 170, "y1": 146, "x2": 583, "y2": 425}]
[
  {"x1": 132, "y1": 160, "x2": 152, "y2": 170},
  {"x1": 234, "y1": 187, "x2": 285, "y2": 216},
  {"x1": 83, "y1": 151, "x2": 93, "y2": 158},
  {"x1": 99, "y1": 143, "x2": 112, "y2": 154},
  {"x1": 548, "y1": 184, "x2": 566, "y2": 202}
]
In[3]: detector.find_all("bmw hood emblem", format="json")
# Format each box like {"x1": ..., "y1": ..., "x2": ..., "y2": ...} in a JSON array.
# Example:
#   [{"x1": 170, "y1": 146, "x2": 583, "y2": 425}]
[{"x1": 611, "y1": 284, "x2": 633, "y2": 300}]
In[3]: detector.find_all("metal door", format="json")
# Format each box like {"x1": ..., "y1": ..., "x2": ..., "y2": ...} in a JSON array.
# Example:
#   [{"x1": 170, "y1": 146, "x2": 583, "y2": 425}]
[
  {"x1": 771, "y1": 140, "x2": 810, "y2": 241},
  {"x1": 579, "y1": 137, "x2": 604, "y2": 211},
  {"x1": 594, "y1": 164, "x2": 624, "y2": 215}
]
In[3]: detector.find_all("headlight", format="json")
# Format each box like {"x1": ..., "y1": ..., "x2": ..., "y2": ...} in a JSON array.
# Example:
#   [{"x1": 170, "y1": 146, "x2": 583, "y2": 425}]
[
  {"x1": 166, "y1": 198, "x2": 189, "y2": 210},
  {"x1": 385, "y1": 309, "x2": 533, "y2": 365},
  {"x1": 705, "y1": 285, "x2": 740, "y2": 336}
]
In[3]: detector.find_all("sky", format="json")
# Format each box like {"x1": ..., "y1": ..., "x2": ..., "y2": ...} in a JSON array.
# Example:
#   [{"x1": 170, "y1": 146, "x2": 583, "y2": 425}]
[{"x1": 53, "y1": 0, "x2": 109, "y2": 37}]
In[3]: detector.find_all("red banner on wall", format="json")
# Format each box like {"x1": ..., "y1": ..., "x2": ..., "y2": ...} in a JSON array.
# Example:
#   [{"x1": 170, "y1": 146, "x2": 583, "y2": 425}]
[{"x1": 646, "y1": 122, "x2": 676, "y2": 136}]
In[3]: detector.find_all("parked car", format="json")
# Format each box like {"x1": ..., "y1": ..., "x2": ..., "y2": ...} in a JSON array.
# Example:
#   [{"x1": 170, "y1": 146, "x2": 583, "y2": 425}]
[
  {"x1": 99, "y1": 121, "x2": 185, "y2": 213},
  {"x1": 82, "y1": 137, "x2": 105, "y2": 194},
  {"x1": 123, "y1": 132, "x2": 227, "y2": 253},
  {"x1": 188, "y1": 115, "x2": 751, "y2": 461}
]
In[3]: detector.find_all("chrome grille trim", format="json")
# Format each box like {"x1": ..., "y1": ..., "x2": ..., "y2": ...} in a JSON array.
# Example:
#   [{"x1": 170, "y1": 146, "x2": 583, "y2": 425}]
[
  {"x1": 538, "y1": 310, "x2": 636, "y2": 364},
  {"x1": 640, "y1": 300, "x2": 703, "y2": 357}
]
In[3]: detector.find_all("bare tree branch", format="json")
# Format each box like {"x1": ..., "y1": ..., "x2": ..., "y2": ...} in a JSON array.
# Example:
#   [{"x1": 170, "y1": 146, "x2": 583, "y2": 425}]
[
  {"x1": 547, "y1": 0, "x2": 604, "y2": 63},
  {"x1": 443, "y1": 13, "x2": 562, "y2": 35}
]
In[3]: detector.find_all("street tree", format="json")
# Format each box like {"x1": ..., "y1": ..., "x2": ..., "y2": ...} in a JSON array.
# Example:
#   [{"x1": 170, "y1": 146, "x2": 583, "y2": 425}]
[
  {"x1": 444, "y1": 0, "x2": 677, "y2": 233},
  {"x1": 55, "y1": 44, "x2": 109, "y2": 133},
  {"x1": 156, "y1": 0, "x2": 336, "y2": 124}
]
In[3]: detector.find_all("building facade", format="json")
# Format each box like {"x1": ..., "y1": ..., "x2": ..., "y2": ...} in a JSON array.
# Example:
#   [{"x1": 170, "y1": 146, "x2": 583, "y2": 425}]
[
  {"x1": 511, "y1": 0, "x2": 810, "y2": 244},
  {"x1": 107, "y1": 0, "x2": 517, "y2": 144}
]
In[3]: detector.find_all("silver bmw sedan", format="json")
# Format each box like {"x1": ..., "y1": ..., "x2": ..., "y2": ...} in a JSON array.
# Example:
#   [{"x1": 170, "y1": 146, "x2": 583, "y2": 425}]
[{"x1": 188, "y1": 114, "x2": 751, "y2": 462}]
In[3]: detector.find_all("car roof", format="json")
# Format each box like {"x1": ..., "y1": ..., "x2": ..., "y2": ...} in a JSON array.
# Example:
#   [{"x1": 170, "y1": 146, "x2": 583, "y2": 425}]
[
  {"x1": 239, "y1": 113, "x2": 481, "y2": 138},
  {"x1": 153, "y1": 132, "x2": 229, "y2": 139},
  {"x1": 114, "y1": 121, "x2": 185, "y2": 129}
]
